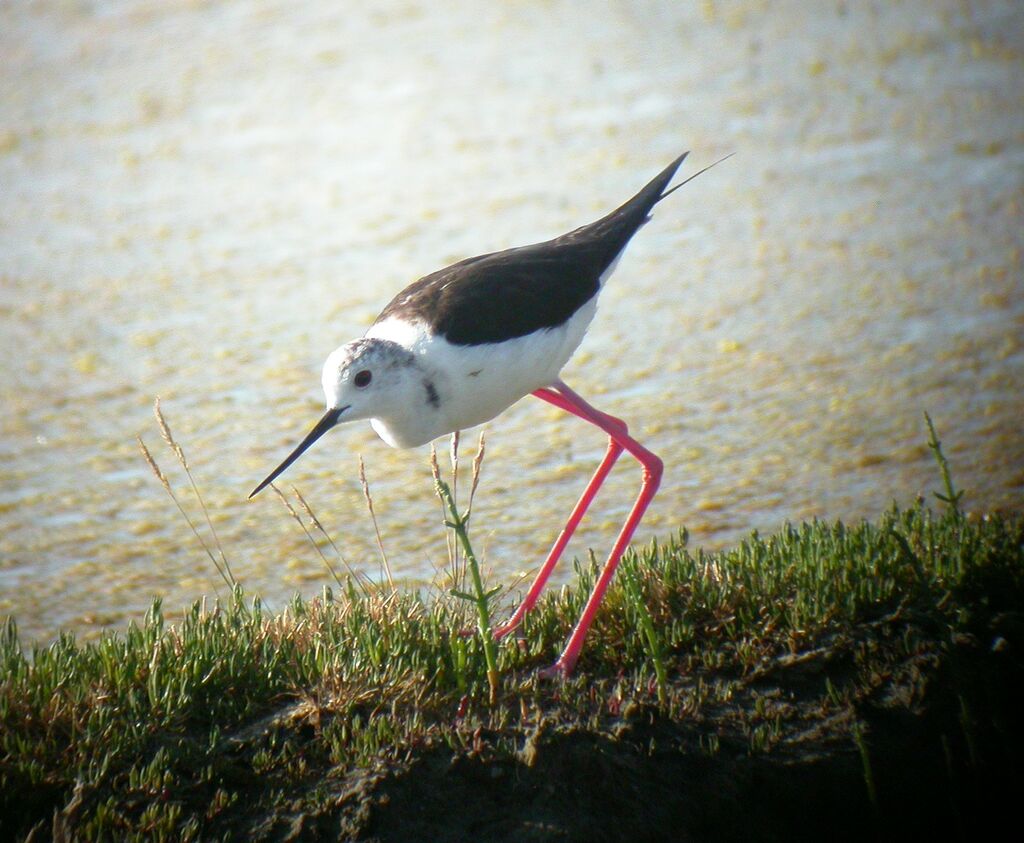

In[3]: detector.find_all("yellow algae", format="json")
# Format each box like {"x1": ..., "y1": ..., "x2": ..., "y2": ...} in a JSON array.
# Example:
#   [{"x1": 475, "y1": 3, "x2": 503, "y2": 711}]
[
  {"x1": 76, "y1": 611, "x2": 125, "y2": 628},
  {"x1": 129, "y1": 519, "x2": 162, "y2": 537},
  {"x1": 855, "y1": 453, "x2": 888, "y2": 469},
  {"x1": 73, "y1": 353, "x2": 99, "y2": 374},
  {"x1": 285, "y1": 568, "x2": 327, "y2": 584},
  {"x1": 130, "y1": 331, "x2": 162, "y2": 348},
  {"x1": 0, "y1": 130, "x2": 19, "y2": 153}
]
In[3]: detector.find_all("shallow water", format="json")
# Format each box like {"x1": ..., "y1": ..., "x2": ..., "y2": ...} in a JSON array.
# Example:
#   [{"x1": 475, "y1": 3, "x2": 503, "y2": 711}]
[{"x1": 2, "y1": 0, "x2": 1022, "y2": 643}]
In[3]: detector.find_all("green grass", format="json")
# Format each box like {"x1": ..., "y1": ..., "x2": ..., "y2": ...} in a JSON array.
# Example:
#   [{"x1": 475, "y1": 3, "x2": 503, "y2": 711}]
[
  {"x1": 2, "y1": 416, "x2": 1021, "y2": 839},
  {"x1": 2, "y1": 496, "x2": 1021, "y2": 840}
]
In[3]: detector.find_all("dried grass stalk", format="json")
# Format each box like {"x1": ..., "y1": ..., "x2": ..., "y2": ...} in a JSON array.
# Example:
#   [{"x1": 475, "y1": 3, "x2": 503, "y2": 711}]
[
  {"x1": 152, "y1": 398, "x2": 234, "y2": 585},
  {"x1": 137, "y1": 434, "x2": 234, "y2": 589},
  {"x1": 359, "y1": 456, "x2": 395, "y2": 591},
  {"x1": 291, "y1": 485, "x2": 369, "y2": 595}
]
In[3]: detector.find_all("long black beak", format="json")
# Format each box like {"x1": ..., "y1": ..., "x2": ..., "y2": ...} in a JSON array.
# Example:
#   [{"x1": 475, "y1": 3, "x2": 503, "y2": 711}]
[{"x1": 249, "y1": 406, "x2": 347, "y2": 498}]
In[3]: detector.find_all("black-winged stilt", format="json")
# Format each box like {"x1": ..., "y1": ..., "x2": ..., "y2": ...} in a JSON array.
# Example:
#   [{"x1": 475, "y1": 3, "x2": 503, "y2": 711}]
[{"x1": 251, "y1": 151, "x2": 724, "y2": 676}]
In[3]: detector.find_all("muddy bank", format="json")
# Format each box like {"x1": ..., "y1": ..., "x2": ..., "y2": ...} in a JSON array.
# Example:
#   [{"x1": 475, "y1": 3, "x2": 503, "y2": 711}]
[{"x1": 231, "y1": 608, "x2": 1020, "y2": 841}]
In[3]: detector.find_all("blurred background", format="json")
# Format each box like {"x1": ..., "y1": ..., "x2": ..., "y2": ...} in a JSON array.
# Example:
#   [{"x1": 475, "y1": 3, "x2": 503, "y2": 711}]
[{"x1": 2, "y1": 0, "x2": 1022, "y2": 643}]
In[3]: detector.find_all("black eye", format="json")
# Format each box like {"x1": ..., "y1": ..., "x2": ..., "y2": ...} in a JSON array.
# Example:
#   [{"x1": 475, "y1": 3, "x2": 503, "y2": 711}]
[{"x1": 354, "y1": 370, "x2": 372, "y2": 388}]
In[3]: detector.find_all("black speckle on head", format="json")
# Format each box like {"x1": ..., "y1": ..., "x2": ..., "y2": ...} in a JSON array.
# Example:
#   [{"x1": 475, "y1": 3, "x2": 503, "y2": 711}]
[
  {"x1": 342, "y1": 338, "x2": 415, "y2": 372},
  {"x1": 424, "y1": 379, "x2": 440, "y2": 408}
]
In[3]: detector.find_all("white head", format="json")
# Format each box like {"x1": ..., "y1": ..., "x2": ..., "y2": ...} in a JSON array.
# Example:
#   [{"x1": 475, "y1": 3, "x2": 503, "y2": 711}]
[
  {"x1": 321, "y1": 338, "x2": 420, "y2": 421},
  {"x1": 249, "y1": 338, "x2": 421, "y2": 497}
]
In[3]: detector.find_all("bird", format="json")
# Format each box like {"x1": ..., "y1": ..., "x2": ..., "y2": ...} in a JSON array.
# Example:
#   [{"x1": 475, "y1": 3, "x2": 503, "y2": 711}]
[{"x1": 250, "y1": 151, "x2": 726, "y2": 676}]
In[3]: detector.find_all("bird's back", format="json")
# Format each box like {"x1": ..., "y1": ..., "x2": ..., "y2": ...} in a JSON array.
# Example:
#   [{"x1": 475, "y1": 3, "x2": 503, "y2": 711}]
[{"x1": 374, "y1": 152, "x2": 689, "y2": 347}]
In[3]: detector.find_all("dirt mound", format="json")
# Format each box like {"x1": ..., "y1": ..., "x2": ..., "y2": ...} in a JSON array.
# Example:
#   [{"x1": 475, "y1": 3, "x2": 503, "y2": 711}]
[{"x1": 243, "y1": 610, "x2": 1021, "y2": 842}]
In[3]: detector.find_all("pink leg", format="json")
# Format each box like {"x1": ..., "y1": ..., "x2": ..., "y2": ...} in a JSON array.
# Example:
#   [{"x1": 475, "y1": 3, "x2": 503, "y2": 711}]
[
  {"x1": 506, "y1": 380, "x2": 663, "y2": 677},
  {"x1": 492, "y1": 387, "x2": 627, "y2": 640}
]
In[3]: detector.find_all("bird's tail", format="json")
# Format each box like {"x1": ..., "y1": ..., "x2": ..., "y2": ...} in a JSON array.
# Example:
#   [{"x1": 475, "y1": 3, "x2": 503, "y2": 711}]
[
  {"x1": 658, "y1": 152, "x2": 735, "y2": 203},
  {"x1": 556, "y1": 150, "x2": 732, "y2": 265}
]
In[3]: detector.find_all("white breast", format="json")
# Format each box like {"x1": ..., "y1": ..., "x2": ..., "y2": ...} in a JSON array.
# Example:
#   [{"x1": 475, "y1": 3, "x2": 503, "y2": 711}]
[{"x1": 365, "y1": 299, "x2": 597, "y2": 446}]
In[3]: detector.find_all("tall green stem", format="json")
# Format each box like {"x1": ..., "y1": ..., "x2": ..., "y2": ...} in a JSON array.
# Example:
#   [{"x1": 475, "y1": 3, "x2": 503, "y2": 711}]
[
  {"x1": 434, "y1": 476, "x2": 500, "y2": 704},
  {"x1": 924, "y1": 412, "x2": 963, "y2": 522}
]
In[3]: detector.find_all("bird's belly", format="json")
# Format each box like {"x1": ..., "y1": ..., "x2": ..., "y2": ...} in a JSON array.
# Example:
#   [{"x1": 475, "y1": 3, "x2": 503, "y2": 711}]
[
  {"x1": 370, "y1": 417, "x2": 433, "y2": 449},
  {"x1": 444, "y1": 300, "x2": 595, "y2": 427},
  {"x1": 371, "y1": 300, "x2": 596, "y2": 448}
]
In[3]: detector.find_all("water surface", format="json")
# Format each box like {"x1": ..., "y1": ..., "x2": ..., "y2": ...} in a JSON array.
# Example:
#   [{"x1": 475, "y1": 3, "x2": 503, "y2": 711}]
[{"x1": 2, "y1": 0, "x2": 1022, "y2": 641}]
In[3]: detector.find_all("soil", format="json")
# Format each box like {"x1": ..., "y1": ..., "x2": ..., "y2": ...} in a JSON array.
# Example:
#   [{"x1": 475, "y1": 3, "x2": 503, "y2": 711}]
[{"x1": 223, "y1": 605, "x2": 1022, "y2": 842}]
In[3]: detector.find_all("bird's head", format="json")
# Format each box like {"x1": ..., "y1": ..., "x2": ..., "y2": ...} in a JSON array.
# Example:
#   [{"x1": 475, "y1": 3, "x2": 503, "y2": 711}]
[
  {"x1": 319, "y1": 337, "x2": 417, "y2": 422},
  {"x1": 249, "y1": 338, "x2": 417, "y2": 498}
]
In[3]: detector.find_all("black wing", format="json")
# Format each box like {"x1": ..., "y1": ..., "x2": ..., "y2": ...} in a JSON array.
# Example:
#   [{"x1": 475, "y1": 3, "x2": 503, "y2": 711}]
[
  {"x1": 378, "y1": 245, "x2": 604, "y2": 345},
  {"x1": 375, "y1": 152, "x2": 689, "y2": 346}
]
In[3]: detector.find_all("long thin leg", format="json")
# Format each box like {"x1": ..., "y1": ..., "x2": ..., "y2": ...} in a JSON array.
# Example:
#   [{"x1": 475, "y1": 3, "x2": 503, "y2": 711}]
[
  {"x1": 545, "y1": 381, "x2": 663, "y2": 675},
  {"x1": 492, "y1": 387, "x2": 627, "y2": 640},
  {"x1": 507, "y1": 380, "x2": 663, "y2": 676}
]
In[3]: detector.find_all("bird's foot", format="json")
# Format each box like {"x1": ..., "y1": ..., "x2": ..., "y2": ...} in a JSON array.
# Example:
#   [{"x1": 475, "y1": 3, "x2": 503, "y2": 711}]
[
  {"x1": 490, "y1": 618, "x2": 521, "y2": 641},
  {"x1": 456, "y1": 617, "x2": 519, "y2": 640},
  {"x1": 538, "y1": 659, "x2": 572, "y2": 680}
]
